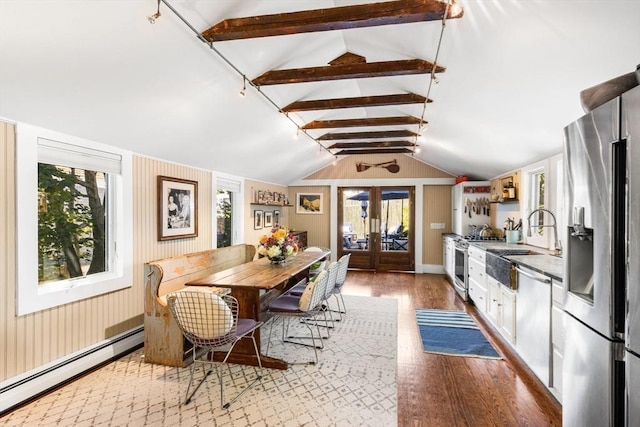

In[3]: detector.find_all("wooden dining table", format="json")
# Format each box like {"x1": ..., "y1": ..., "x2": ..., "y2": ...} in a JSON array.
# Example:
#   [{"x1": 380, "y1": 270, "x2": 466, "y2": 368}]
[{"x1": 185, "y1": 249, "x2": 330, "y2": 370}]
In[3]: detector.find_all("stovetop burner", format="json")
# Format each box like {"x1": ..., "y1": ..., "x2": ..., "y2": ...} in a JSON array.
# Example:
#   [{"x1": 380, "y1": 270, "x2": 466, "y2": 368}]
[{"x1": 463, "y1": 235, "x2": 505, "y2": 242}]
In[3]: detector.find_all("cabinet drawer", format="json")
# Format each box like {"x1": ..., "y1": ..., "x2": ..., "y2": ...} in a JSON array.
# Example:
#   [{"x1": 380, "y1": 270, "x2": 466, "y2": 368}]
[
  {"x1": 468, "y1": 246, "x2": 486, "y2": 263},
  {"x1": 469, "y1": 279, "x2": 487, "y2": 312},
  {"x1": 468, "y1": 257, "x2": 486, "y2": 283}
]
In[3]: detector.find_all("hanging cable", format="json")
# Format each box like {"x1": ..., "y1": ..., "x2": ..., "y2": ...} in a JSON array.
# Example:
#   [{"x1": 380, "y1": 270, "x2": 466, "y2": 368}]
[
  {"x1": 157, "y1": 0, "x2": 336, "y2": 160},
  {"x1": 414, "y1": 1, "x2": 454, "y2": 155}
]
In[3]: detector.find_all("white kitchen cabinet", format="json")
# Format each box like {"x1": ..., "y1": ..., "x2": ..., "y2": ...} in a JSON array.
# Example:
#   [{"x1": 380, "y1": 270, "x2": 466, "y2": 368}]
[
  {"x1": 468, "y1": 246, "x2": 487, "y2": 313},
  {"x1": 550, "y1": 278, "x2": 564, "y2": 402},
  {"x1": 487, "y1": 277, "x2": 500, "y2": 325},
  {"x1": 443, "y1": 236, "x2": 455, "y2": 283},
  {"x1": 487, "y1": 275, "x2": 517, "y2": 345},
  {"x1": 500, "y1": 286, "x2": 517, "y2": 345}
]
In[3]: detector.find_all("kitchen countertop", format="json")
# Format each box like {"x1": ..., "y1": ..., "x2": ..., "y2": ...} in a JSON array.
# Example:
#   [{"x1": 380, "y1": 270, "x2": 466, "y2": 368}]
[
  {"x1": 506, "y1": 254, "x2": 564, "y2": 281},
  {"x1": 468, "y1": 241, "x2": 564, "y2": 281}
]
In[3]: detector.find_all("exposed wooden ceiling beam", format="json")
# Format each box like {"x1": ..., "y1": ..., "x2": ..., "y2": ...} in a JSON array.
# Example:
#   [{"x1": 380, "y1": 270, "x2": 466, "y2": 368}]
[
  {"x1": 252, "y1": 59, "x2": 445, "y2": 86},
  {"x1": 318, "y1": 130, "x2": 419, "y2": 140},
  {"x1": 201, "y1": 0, "x2": 463, "y2": 42},
  {"x1": 336, "y1": 148, "x2": 413, "y2": 155},
  {"x1": 282, "y1": 93, "x2": 429, "y2": 112},
  {"x1": 303, "y1": 116, "x2": 423, "y2": 130},
  {"x1": 327, "y1": 141, "x2": 415, "y2": 149}
]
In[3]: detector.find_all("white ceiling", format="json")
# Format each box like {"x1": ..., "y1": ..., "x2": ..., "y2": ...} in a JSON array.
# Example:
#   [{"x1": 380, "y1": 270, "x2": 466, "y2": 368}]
[{"x1": 1, "y1": 1, "x2": 639, "y2": 184}]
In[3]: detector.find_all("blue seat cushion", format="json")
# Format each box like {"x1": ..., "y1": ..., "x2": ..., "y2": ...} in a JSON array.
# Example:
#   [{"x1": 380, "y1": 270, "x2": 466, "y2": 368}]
[
  {"x1": 269, "y1": 295, "x2": 303, "y2": 313},
  {"x1": 236, "y1": 318, "x2": 259, "y2": 336}
]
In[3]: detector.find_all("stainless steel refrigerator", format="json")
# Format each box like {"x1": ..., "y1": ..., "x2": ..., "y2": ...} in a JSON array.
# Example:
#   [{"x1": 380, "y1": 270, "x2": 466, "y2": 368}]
[{"x1": 563, "y1": 84, "x2": 639, "y2": 426}]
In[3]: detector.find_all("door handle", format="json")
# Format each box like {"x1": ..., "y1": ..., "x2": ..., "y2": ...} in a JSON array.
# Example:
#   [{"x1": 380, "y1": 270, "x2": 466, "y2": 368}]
[{"x1": 515, "y1": 266, "x2": 551, "y2": 284}]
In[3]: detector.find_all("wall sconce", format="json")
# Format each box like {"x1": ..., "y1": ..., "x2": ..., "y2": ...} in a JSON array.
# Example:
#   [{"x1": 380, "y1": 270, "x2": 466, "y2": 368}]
[{"x1": 148, "y1": 0, "x2": 161, "y2": 24}]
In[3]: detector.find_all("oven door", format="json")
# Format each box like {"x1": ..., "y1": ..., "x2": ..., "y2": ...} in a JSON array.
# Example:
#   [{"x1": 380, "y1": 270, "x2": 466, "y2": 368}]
[{"x1": 453, "y1": 245, "x2": 468, "y2": 300}]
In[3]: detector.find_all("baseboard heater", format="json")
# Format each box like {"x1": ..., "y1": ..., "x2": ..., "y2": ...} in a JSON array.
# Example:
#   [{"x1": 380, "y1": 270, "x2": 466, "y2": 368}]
[{"x1": 0, "y1": 326, "x2": 143, "y2": 415}]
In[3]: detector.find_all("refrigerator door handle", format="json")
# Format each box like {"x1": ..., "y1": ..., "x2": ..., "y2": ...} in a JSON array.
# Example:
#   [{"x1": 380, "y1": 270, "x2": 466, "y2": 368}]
[{"x1": 515, "y1": 266, "x2": 551, "y2": 284}]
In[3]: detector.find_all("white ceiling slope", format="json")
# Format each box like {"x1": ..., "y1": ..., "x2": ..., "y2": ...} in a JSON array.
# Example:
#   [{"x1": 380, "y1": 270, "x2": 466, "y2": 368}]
[{"x1": 1, "y1": 1, "x2": 638, "y2": 184}]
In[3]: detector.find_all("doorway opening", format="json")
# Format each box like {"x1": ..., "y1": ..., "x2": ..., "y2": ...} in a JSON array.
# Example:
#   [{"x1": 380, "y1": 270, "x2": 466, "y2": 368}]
[{"x1": 338, "y1": 186, "x2": 414, "y2": 271}]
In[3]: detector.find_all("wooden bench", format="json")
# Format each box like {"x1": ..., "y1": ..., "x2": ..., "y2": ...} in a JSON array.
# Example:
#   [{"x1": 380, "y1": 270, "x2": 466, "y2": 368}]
[{"x1": 143, "y1": 244, "x2": 256, "y2": 367}]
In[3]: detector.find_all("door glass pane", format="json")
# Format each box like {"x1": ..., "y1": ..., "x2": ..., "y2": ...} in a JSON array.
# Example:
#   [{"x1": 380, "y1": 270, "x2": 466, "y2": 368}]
[
  {"x1": 380, "y1": 190, "x2": 409, "y2": 251},
  {"x1": 216, "y1": 189, "x2": 232, "y2": 248},
  {"x1": 342, "y1": 189, "x2": 369, "y2": 250}
]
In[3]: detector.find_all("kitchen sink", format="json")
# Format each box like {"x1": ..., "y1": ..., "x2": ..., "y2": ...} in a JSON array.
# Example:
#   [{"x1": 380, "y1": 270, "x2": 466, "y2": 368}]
[
  {"x1": 487, "y1": 248, "x2": 541, "y2": 256},
  {"x1": 485, "y1": 249, "x2": 541, "y2": 289}
]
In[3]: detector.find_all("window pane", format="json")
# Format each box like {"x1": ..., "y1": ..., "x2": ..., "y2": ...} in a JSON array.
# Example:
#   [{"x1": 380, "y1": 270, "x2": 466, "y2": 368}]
[
  {"x1": 38, "y1": 163, "x2": 108, "y2": 285},
  {"x1": 216, "y1": 189, "x2": 232, "y2": 248}
]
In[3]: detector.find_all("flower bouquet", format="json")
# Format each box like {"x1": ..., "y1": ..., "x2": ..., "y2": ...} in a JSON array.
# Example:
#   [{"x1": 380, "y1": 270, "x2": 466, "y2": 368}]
[{"x1": 258, "y1": 226, "x2": 299, "y2": 264}]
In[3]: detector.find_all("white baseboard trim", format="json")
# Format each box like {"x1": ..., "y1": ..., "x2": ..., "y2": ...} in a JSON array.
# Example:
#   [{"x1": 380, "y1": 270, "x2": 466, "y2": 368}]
[
  {"x1": 420, "y1": 264, "x2": 446, "y2": 274},
  {"x1": 0, "y1": 326, "x2": 143, "y2": 414}
]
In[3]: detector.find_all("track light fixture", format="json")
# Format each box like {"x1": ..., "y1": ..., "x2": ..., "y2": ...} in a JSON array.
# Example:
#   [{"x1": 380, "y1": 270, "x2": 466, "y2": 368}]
[
  {"x1": 148, "y1": 0, "x2": 161, "y2": 24},
  {"x1": 239, "y1": 76, "x2": 247, "y2": 97}
]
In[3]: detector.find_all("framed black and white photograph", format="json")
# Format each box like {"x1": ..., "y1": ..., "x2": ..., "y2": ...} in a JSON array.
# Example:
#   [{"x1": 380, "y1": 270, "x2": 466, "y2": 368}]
[
  {"x1": 254, "y1": 210, "x2": 264, "y2": 230},
  {"x1": 273, "y1": 210, "x2": 280, "y2": 226},
  {"x1": 296, "y1": 192, "x2": 323, "y2": 214},
  {"x1": 264, "y1": 211, "x2": 273, "y2": 228},
  {"x1": 158, "y1": 175, "x2": 198, "y2": 241}
]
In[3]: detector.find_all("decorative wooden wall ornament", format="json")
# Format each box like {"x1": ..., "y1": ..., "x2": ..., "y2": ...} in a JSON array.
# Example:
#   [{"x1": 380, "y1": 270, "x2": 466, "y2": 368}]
[{"x1": 355, "y1": 159, "x2": 400, "y2": 173}]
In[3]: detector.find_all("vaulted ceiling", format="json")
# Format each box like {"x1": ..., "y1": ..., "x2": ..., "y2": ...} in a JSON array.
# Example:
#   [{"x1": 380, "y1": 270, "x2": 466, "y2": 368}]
[{"x1": 0, "y1": 1, "x2": 638, "y2": 184}]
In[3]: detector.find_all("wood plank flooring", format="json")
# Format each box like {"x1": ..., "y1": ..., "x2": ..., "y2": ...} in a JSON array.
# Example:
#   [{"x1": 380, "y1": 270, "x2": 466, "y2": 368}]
[{"x1": 340, "y1": 270, "x2": 562, "y2": 426}]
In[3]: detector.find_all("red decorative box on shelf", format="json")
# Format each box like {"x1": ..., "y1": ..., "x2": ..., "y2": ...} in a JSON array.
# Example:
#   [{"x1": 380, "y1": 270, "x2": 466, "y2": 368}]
[{"x1": 463, "y1": 186, "x2": 490, "y2": 193}]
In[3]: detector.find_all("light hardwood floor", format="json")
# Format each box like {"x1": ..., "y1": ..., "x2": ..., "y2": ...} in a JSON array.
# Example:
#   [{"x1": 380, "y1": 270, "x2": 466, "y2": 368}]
[{"x1": 341, "y1": 270, "x2": 562, "y2": 426}]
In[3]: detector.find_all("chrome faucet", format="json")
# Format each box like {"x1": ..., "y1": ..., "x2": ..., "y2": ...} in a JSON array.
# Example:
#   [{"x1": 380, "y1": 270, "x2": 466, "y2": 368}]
[{"x1": 527, "y1": 208, "x2": 562, "y2": 256}]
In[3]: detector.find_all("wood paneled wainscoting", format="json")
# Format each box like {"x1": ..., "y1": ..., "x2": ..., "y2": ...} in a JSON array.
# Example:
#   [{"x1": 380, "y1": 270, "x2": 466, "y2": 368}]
[{"x1": 342, "y1": 271, "x2": 562, "y2": 426}]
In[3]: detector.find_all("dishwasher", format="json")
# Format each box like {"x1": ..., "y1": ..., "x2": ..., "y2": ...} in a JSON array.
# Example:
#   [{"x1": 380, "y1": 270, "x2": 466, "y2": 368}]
[{"x1": 514, "y1": 264, "x2": 551, "y2": 386}]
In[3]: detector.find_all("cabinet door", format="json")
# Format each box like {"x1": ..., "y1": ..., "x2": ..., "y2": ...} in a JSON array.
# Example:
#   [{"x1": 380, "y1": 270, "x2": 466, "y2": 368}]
[
  {"x1": 487, "y1": 278, "x2": 500, "y2": 326},
  {"x1": 500, "y1": 287, "x2": 516, "y2": 344}
]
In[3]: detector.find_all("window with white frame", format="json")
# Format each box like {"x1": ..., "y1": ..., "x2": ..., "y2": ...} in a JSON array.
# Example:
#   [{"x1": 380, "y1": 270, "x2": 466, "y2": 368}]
[
  {"x1": 16, "y1": 123, "x2": 133, "y2": 315},
  {"x1": 522, "y1": 160, "x2": 549, "y2": 249},
  {"x1": 215, "y1": 176, "x2": 242, "y2": 248}
]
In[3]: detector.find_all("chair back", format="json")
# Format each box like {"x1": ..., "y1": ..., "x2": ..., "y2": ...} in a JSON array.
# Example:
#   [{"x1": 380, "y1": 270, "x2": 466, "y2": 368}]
[
  {"x1": 298, "y1": 269, "x2": 329, "y2": 312},
  {"x1": 335, "y1": 253, "x2": 351, "y2": 288},
  {"x1": 324, "y1": 262, "x2": 339, "y2": 299},
  {"x1": 167, "y1": 291, "x2": 238, "y2": 348},
  {"x1": 305, "y1": 246, "x2": 330, "y2": 276}
]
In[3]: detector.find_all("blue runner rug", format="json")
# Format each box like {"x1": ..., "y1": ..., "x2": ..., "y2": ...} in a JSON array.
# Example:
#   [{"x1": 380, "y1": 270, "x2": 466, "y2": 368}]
[{"x1": 415, "y1": 308, "x2": 501, "y2": 359}]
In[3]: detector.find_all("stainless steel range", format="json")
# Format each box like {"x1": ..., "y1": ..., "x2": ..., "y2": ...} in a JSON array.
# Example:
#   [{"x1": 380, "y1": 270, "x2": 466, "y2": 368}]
[{"x1": 453, "y1": 238, "x2": 469, "y2": 300}]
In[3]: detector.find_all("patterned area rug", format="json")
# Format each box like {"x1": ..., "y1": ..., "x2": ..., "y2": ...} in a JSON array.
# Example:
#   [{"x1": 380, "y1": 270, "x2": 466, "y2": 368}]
[
  {"x1": 4, "y1": 295, "x2": 398, "y2": 426},
  {"x1": 415, "y1": 308, "x2": 500, "y2": 359}
]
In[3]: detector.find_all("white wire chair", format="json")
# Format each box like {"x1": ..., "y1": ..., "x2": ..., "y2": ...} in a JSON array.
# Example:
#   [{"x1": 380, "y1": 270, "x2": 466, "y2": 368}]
[
  {"x1": 265, "y1": 269, "x2": 330, "y2": 365},
  {"x1": 330, "y1": 253, "x2": 351, "y2": 321},
  {"x1": 167, "y1": 291, "x2": 264, "y2": 409}
]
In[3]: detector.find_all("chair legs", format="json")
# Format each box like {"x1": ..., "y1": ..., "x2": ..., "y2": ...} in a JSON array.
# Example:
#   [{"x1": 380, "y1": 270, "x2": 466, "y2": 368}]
[
  {"x1": 266, "y1": 315, "x2": 322, "y2": 365},
  {"x1": 328, "y1": 293, "x2": 347, "y2": 321},
  {"x1": 219, "y1": 331, "x2": 264, "y2": 409},
  {"x1": 184, "y1": 354, "x2": 214, "y2": 405},
  {"x1": 183, "y1": 331, "x2": 265, "y2": 409}
]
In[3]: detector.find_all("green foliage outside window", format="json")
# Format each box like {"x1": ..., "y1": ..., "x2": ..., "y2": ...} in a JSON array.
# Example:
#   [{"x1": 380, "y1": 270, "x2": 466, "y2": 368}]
[{"x1": 38, "y1": 163, "x2": 107, "y2": 284}]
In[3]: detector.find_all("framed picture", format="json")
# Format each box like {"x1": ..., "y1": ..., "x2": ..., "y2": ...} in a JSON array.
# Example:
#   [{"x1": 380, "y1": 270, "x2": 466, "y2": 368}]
[
  {"x1": 273, "y1": 210, "x2": 280, "y2": 226},
  {"x1": 158, "y1": 175, "x2": 198, "y2": 241},
  {"x1": 264, "y1": 211, "x2": 273, "y2": 228},
  {"x1": 254, "y1": 210, "x2": 264, "y2": 230},
  {"x1": 296, "y1": 193, "x2": 323, "y2": 214}
]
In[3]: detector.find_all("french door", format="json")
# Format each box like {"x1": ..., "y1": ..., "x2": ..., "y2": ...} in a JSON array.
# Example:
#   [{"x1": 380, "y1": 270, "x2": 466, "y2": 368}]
[{"x1": 337, "y1": 186, "x2": 414, "y2": 271}]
